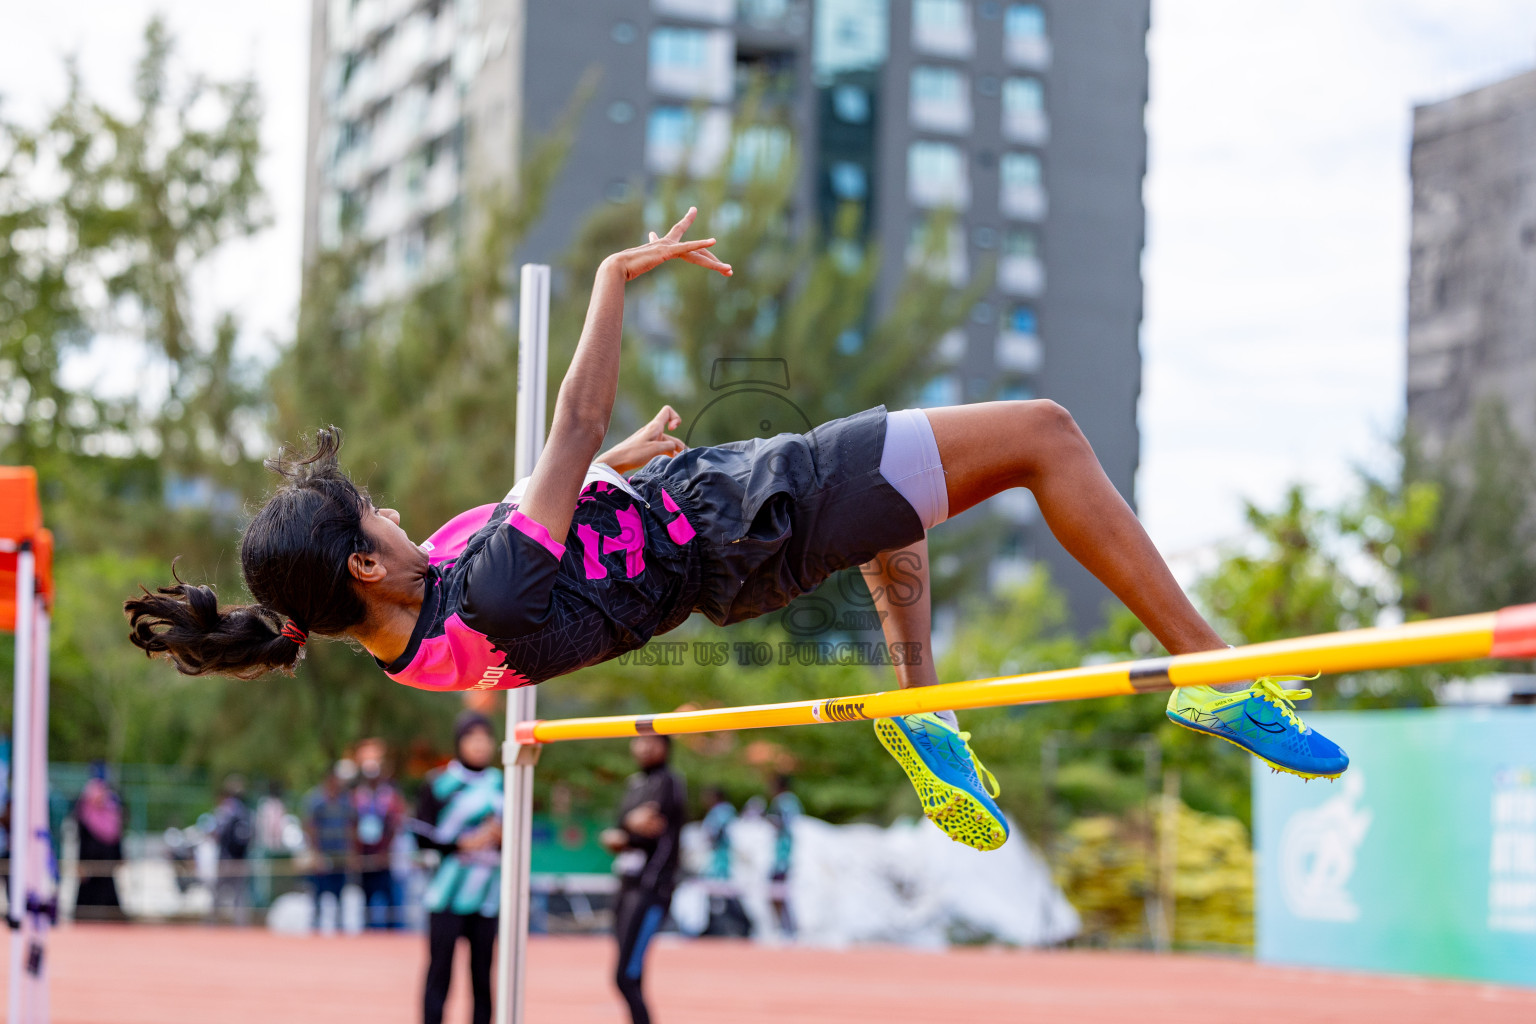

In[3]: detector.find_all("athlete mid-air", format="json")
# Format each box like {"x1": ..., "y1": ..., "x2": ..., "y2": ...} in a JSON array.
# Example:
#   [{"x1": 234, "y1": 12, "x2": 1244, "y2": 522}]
[{"x1": 126, "y1": 208, "x2": 1347, "y2": 851}]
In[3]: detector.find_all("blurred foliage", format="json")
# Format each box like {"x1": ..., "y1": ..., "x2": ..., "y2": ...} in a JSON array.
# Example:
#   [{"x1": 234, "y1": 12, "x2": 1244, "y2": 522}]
[{"x1": 1055, "y1": 800, "x2": 1253, "y2": 950}]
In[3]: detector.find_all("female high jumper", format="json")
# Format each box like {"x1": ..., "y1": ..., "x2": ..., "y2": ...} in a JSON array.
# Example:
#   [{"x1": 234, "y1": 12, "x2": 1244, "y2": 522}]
[{"x1": 126, "y1": 208, "x2": 1346, "y2": 852}]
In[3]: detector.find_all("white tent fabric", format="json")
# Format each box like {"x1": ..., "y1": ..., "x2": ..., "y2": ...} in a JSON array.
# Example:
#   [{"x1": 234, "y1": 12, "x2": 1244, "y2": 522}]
[{"x1": 671, "y1": 815, "x2": 1080, "y2": 949}]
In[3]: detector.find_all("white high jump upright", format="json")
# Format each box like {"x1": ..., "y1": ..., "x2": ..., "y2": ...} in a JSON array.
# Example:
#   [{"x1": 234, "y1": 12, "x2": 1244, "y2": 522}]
[
  {"x1": 495, "y1": 263, "x2": 549, "y2": 1024},
  {"x1": 7, "y1": 543, "x2": 35, "y2": 1024}
]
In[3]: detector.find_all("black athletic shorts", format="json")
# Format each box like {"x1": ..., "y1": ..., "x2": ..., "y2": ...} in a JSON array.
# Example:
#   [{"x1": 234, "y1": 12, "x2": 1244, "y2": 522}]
[{"x1": 631, "y1": 405, "x2": 926, "y2": 626}]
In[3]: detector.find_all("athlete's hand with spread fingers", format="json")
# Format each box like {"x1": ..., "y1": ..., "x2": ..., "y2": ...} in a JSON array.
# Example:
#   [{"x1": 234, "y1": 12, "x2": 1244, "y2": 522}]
[
  {"x1": 603, "y1": 206, "x2": 732, "y2": 282},
  {"x1": 597, "y1": 405, "x2": 687, "y2": 474}
]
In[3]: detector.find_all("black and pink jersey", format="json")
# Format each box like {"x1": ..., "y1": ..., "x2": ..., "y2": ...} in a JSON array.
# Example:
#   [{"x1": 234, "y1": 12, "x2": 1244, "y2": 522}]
[
  {"x1": 381, "y1": 466, "x2": 703, "y2": 691},
  {"x1": 379, "y1": 407, "x2": 926, "y2": 693}
]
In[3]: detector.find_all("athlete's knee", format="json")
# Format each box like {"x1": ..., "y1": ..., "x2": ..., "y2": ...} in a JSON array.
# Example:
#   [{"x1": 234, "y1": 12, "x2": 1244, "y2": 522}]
[{"x1": 1015, "y1": 400, "x2": 1089, "y2": 462}]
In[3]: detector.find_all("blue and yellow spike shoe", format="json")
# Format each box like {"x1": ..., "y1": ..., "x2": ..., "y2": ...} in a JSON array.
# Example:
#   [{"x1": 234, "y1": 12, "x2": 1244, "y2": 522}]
[
  {"x1": 1166, "y1": 677, "x2": 1349, "y2": 780},
  {"x1": 874, "y1": 713, "x2": 1010, "y2": 851}
]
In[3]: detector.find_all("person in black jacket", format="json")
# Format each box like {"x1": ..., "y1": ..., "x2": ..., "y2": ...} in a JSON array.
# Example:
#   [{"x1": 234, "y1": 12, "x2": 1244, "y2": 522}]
[{"x1": 600, "y1": 735, "x2": 685, "y2": 1024}]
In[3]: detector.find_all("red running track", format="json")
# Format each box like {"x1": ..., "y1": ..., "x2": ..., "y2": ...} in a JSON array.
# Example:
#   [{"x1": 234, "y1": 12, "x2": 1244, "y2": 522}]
[{"x1": 14, "y1": 925, "x2": 1536, "y2": 1023}]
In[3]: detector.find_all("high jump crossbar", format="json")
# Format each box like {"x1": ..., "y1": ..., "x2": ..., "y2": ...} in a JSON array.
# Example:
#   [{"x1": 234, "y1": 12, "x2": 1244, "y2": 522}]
[{"x1": 513, "y1": 603, "x2": 1536, "y2": 745}]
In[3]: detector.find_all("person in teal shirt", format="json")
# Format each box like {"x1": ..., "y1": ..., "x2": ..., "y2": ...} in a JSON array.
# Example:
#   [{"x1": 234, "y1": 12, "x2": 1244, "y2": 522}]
[
  {"x1": 767, "y1": 774, "x2": 801, "y2": 938},
  {"x1": 411, "y1": 712, "x2": 503, "y2": 1024}
]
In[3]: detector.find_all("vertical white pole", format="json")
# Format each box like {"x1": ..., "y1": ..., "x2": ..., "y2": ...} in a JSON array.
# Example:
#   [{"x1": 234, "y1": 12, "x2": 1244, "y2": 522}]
[
  {"x1": 495, "y1": 264, "x2": 549, "y2": 1024},
  {"x1": 7, "y1": 545, "x2": 34, "y2": 1024},
  {"x1": 28, "y1": 605, "x2": 50, "y2": 1023}
]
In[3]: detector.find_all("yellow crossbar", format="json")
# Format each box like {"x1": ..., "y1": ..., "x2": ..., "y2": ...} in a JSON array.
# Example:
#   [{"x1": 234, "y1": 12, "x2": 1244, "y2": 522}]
[{"x1": 514, "y1": 603, "x2": 1536, "y2": 744}]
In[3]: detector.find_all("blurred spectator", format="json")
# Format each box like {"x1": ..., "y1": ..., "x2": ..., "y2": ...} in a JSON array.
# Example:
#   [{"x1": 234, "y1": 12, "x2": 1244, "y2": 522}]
[
  {"x1": 700, "y1": 786, "x2": 749, "y2": 938},
  {"x1": 767, "y1": 774, "x2": 801, "y2": 938},
  {"x1": 252, "y1": 781, "x2": 288, "y2": 908},
  {"x1": 600, "y1": 735, "x2": 685, "y2": 1024},
  {"x1": 303, "y1": 764, "x2": 355, "y2": 934},
  {"x1": 210, "y1": 775, "x2": 254, "y2": 925},
  {"x1": 353, "y1": 738, "x2": 406, "y2": 929},
  {"x1": 412, "y1": 712, "x2": 503, "y2": 1024},
  {"x1": 0, "y1": 733, "x2": 10, "y2": 901},
  {"x1": 73, "y1": 764, "x2": 124, "y2": 921}
]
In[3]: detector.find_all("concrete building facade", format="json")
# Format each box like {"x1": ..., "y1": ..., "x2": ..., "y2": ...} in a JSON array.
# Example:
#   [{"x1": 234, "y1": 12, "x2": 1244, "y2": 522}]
[
  {"x1": 302, "y1": 0, "x2": 1150, "y2": 627},
  {"x1": 1408, "y1": 68, "x2": 1536, "y2": 460}
]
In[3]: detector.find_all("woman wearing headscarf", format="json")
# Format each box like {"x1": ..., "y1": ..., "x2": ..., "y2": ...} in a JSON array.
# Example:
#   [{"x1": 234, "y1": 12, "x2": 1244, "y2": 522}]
[
  {"x1": 74, "y1": 765, "x2": 125, "y2": 920},
  {"x1": 411, "y1": 712, "x2": 503, "y2": 1024}
]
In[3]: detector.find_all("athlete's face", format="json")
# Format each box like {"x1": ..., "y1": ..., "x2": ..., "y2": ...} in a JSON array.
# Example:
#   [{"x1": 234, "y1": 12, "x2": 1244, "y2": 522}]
[{"x1": 353, "y1": 504, "x2": 431, "y2": 596}]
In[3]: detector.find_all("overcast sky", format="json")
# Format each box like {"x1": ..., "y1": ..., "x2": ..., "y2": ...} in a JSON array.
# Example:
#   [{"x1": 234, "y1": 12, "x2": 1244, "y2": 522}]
[{"x1": 3, "y1": 1, "x2": 1535, "y2": 556}]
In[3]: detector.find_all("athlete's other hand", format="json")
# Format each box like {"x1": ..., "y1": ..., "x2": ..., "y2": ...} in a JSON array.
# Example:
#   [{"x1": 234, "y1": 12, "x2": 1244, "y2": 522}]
[
  {"x1": 604, "y1": 206, "x2": 732, "y2": 281},
  {"x1": 596, "y1": 405, "x2": 687, "y2": 474}
]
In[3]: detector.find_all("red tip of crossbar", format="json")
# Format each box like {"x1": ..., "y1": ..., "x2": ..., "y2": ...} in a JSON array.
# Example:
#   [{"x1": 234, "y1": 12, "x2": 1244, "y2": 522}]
[
  {"x1": 513, "y1": 721, "x2": 539, "y2": 745},
  {"x1": 1491, "y1": 604, "x2": 1536, "y2": 659}
]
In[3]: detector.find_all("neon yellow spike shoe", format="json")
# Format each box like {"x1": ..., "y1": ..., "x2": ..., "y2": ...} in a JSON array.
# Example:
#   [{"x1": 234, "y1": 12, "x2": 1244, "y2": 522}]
[
  {"x1": 874, "y1": 712, "x2": 1010, "y2": 851},
  {"x1": 1166, "y1": 677, "x2": 1349, "y2": 780}
]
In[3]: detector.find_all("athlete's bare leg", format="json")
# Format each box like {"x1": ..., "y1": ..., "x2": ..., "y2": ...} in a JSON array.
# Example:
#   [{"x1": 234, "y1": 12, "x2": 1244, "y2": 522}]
[
  {"x1": 922, "y1": 401, "x2": 1224, "y2": 656},
  {"x1": 863, "y1": 539, "x2": 940, "y2": 688}
]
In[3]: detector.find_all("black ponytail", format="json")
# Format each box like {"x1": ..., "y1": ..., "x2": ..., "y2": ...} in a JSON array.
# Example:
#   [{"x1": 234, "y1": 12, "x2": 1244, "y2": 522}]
[
  {"x1": 125, "y1": 579, "x2": 300, "y2": 679},
  {"x1": 125, "y1": 427, "x2": 376, "y2": 678}
]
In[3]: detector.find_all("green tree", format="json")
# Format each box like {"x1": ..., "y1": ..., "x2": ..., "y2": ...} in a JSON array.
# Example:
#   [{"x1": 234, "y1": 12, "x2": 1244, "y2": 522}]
[{"x1": 0, "y1": 19, "x2": 269, "y2": 778}]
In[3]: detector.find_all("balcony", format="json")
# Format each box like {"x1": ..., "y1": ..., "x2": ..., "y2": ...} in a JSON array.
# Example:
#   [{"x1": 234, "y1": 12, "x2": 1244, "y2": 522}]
[
  {"x1": 910, "y1": 94, "x2": 971, "y2": 135},
  {"x1": 1006, "y1": 33, "x2": 1051, "y2": 70},
  {"x1": 1003, "y1": 107, "x2": 1049, "y2": 146},
  {"x1": 995, "y1": 330, "x2": 1042, "y2": 374},
  {"x1": 998, "y1": 255, "x2": 1045, "y2": 297},
  {"x1": 1001, "y1": 181, "x2": 1047, "y2": 221},
  {"x1": 907, "y1": 142, "x2": 970, "y2": 210},
  {"x1": 653, "y1": 0, "x2": 735, "y2": 23}
]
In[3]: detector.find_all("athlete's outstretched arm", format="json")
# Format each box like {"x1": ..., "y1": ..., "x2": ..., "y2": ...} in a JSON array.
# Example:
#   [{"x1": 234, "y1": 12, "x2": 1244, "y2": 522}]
[{"x1": 518, "y1": 208, "x2": 728, "y2": 540}]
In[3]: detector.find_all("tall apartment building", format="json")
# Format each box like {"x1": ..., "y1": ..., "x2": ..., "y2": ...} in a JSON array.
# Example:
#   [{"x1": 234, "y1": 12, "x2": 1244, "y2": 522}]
[
  {"x1": 1408, "y1": 67, "x2": 1536, "y2": 460},
  {"x1": 302, "y1": 0, "x2": 1149, "y2": 627}
]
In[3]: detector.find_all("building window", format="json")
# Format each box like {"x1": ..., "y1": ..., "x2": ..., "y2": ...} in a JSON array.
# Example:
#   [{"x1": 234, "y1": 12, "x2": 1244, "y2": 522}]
[
  {"x1": 651, "y1": 27, "x2": 709, "y2": 73},
  {"x1": 832, "y1": 84, "x2": 871, "y2": 124},
  {"x1": 1003, "y1": 227, "x2": 1038, "y2": 259},
  {"x1": 731, "y1": 124, "x2": 791, "y2": 183},
  {"x1": 1003, "y1": 76, "x2": 1049, "y2": 144},
  {"x1": 814, "y1": 0, "x2": 890, "y2": 77},
  {"x1": 1005, "y1": 4, "x2": 1050, "y2": 68},
  {"x1": 908, "y1": 221, "x2": 968, "y2": 284},
  {"x1": 907, "y1": 141, "x2": 969, "y2": 209},
  {"x1": 649, "y1": 27, "x2": 733, "y2": 101},
  {"x1": 1008, "y1": 304, "x2": 1038, "y2": 336},
  {"x1": 1000, "y1": 151, "x2": 1046, "y2": 220},
  {"x1": 648, "y1": 106, "x2": 696, "y2": 151},
  {"x1": 912, "y1": 0, "x2": 973, "y2": 58},
  {"x1": 918, "y1": 374, "x2": 963, "y2": 407},
  {"x1": 742, "y1": 0, "x2": 792, "y2": 27},
  {"x1": 830, "y1": 160, "x2": 868, "y2": 200},
  {"x1": 646, "y1": 105, "x2": 733, "y2": 174},
  {"x1": 910, "y1": 65, "x2": 971, "y2": 134}
]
